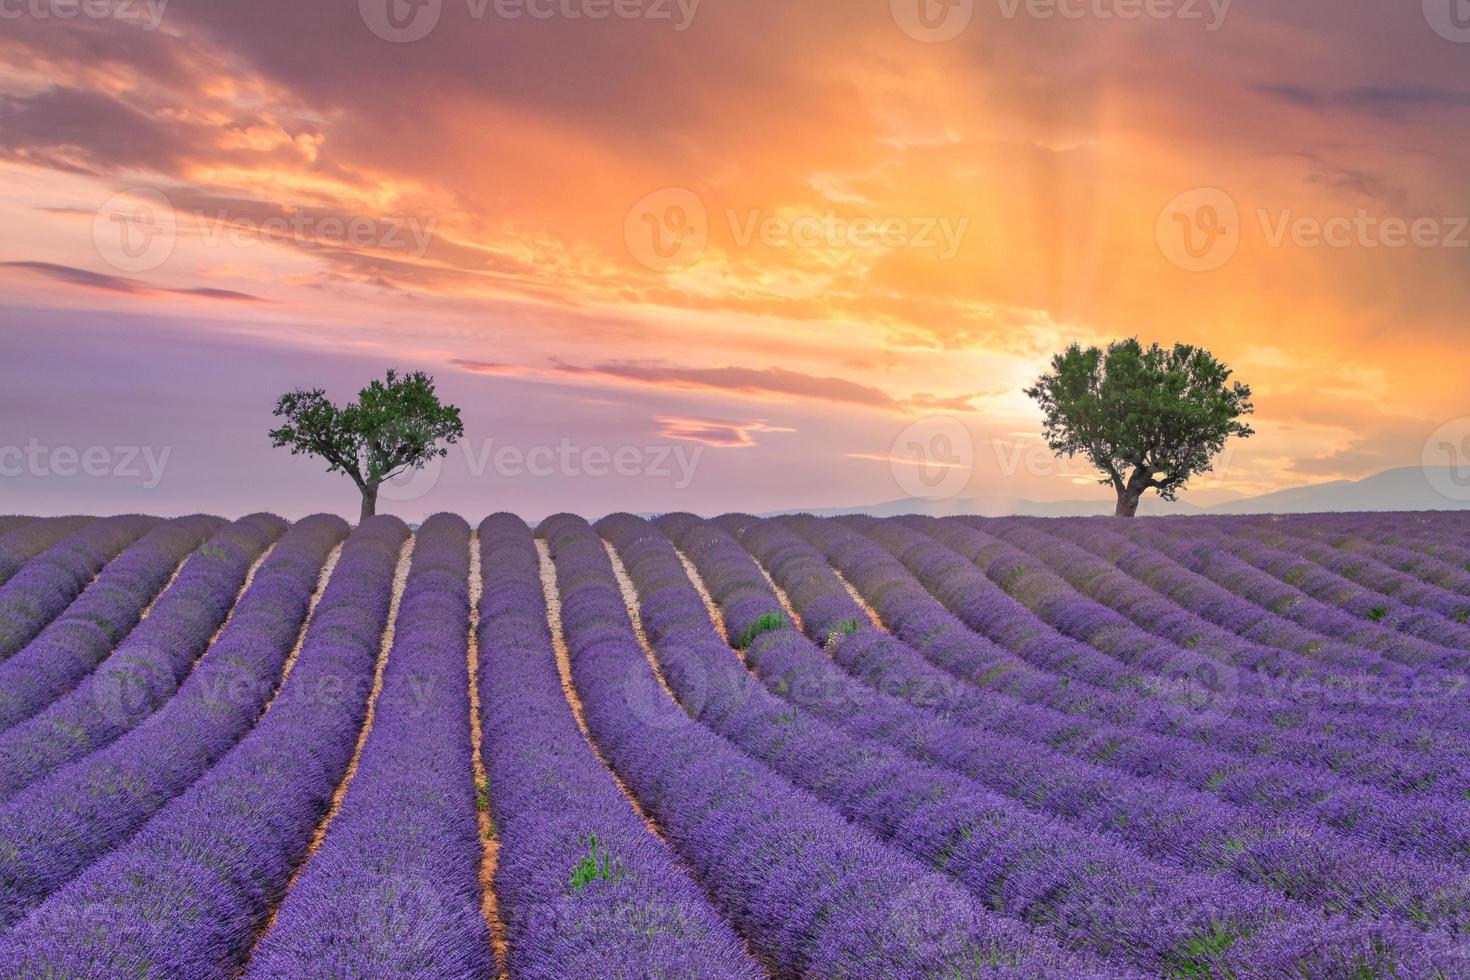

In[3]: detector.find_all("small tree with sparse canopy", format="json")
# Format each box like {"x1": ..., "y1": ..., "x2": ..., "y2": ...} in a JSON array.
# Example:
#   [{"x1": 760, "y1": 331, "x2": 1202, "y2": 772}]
[
  {"x1": 1025, "y1": 339, "x2": 1253, "y2": 517},
  {"x1": 269, "y1": 369, "x2": 463, "y2": 521}
]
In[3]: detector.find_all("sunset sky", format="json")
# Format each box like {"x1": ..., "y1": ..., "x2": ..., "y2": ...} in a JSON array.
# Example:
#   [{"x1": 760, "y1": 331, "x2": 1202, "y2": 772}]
[{"x1": 3, "y1": 0, "x2": 1469, "y2": 519}]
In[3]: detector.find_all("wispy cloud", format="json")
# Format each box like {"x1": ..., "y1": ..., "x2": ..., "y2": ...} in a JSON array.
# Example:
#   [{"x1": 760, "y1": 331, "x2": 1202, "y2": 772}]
[
  {"x1": 453, "y1": 358, "x2": 988, "y2": 414},
  {"x1": 1258, "y1": 84, "x2": 1470, "y2": 116},
  {"x1": 654, "y1": 415, "x2": 795, "y2": 447},
  {"x1": 2, "y1": 261, "x2": 266, "y2": 302},
  {"x1": 847, "y1": 451, "x2": 969, "y2": 471}
]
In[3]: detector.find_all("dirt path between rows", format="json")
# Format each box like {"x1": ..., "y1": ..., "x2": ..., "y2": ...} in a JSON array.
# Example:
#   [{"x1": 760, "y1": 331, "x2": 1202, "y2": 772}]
[
  {"x1": 535, "y1": 539, "x2": 668, "y2": 842},
  {"x1": 260, "y1": 542, "x2": 343, "y2": 718},
  {"x1": 664, "y1": 544, "x2": 763, "y2": 675},
  {"x1": 138, "y1": 552, "x2": 191, "y2": 621},
  {"x1": 747, "y1": 554, "x2": 804, "y2": 634},
  {"x1": 828, "y1": 565, "x2": 886, "y2": 631},
  {"x1": 671, "y1": 546, "x2": 730, "y2": 646},
  {"x1": 245, "y1": 534, "x2": 415, "y2": 957},
  {"x1": 466, "y1": 533, "x2": 510, "y2": 979},
  {"x1": 183, "y1": 541, "x2": 278, "y2": 683},
  {"x1": 602, "y1": 541, "x2": 682, "y2": 706},
  {"x1": 599, "y1": 535, "x2": 778, "y2": 976}
]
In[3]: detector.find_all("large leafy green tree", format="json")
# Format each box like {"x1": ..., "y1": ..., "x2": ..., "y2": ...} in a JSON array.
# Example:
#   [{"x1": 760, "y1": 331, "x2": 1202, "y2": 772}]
[
  {"x1": 1025, "y1": 339, "x2": 1253, "y2": 517},
  {"x1": 269, "y1": 369, "x2": 464, "y2": 521}
]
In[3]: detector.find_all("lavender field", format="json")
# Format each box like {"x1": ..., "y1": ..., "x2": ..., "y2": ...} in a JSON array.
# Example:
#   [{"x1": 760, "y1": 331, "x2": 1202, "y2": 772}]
[{"x1": 0, "y1": 510, "x2": 1466, "y2": 978}]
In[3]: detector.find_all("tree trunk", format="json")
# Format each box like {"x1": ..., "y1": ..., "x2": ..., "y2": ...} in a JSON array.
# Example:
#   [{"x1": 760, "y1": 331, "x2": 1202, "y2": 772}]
[
  {"x1": 359, "y1": 482, "x2": 378, "y2": 522},
  {"x1": 1114, "y1": 466, "x2": 1153, "y2": 517}
]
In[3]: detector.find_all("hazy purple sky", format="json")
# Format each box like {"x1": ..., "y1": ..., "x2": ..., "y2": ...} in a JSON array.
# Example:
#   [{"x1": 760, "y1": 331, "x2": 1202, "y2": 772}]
[{"x1": 4, "y1": 0, "x2": 1470, "y2": 519}]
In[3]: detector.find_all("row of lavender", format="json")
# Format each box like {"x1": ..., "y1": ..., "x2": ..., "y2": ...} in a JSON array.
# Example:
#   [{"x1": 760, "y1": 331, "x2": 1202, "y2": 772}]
[
  {"x1": 0, "y1": 514, "x2": 347, "y2": 931},
  {"x1": 0, "y1": 509, "x2": 1465, "y2": 975},
  {"x1": 0, "y1": 515, "x2": 154, "y2": 661},
  {"x1": 0, "y1": 517, "x2": 96, "y2": 586},
  {"x1": 539, "y1": 514, "x2": 1108, "y2": 977},
  {"x1": 0, "y1": 513, "x2": 752, "y2": 977},
  {"x1": 780, "y1": 513, "x2": 1441, "y2": 836},
  {"x1": 870, "y1": 515, "x2": 1465, "y2": 776},
  {"x1": 476, "y1": 514, "x2": 761, "y2": 978},
  {"x1": 0, "y1": 515, "x2": 220, "y2": 731},
  {"x1": 0, "y1": 516, "x2": 405, "y2": 975},
  {"x1": 247, "y1": 514, "x2": 490, "y2": 975},
  {"x1": 625, "y1": 514, "x2": 1457, "y2": 975},
  {"x1": 839, "y1": 515, "x2": 1470, "y2": 804},
  {"x1": 715, "y1": 511, "x2": 1470, "y2": 971},
  {"x1": 951, "y1": 514, "x2": 1470, "y2": 792},
  {"x1": 698, "y1": 515, "x2": 1470, "y2": 896},
  {"x1": 0, "y1": 513, "x2": 287, "y2": 797}
]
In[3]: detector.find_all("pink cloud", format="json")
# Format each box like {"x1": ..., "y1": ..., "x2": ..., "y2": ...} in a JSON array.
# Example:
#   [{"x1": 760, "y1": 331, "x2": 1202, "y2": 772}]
[{"x1": 654, "y1": 415, "x2": 795, "y2": 447}]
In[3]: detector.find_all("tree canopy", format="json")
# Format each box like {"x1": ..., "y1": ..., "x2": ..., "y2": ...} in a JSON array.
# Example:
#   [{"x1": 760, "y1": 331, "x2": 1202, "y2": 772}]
[
  {"x1": 269, "y1": 369, "x2": 463, "y2": 520},
  {"x1": 1025, "y1": 339, "x2": 1254, "y2": 516}
]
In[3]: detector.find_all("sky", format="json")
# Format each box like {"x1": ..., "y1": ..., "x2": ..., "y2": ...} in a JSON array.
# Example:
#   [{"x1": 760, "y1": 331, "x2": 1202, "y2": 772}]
[{"x1": 2, "y1": 0, "x2": 1470, "y2": 520}]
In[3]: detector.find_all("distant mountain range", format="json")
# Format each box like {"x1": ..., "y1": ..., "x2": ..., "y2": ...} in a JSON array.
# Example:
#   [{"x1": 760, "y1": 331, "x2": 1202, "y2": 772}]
[{"x1": 769, "y1": 467, "x2": 1470, "y2": 519}]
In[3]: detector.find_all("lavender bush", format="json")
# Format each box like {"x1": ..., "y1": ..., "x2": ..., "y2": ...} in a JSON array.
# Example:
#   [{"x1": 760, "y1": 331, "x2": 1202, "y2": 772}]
[
  {"x1": 475, "y1": 513, "x2": 762, "y2": 978},
  {"x1": 0, "y1": 516, "x2": 408, "y2": 977},
  {"x1": 0, "y1": 515, "x2": 221, "y2": 732}
]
